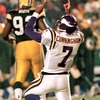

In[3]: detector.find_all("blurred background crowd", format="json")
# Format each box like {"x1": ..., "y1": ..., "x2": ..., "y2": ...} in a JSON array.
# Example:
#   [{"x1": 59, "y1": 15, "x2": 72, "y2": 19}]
[{"x1": 0, "y1": 0, "x2": 100, "y2": 99}]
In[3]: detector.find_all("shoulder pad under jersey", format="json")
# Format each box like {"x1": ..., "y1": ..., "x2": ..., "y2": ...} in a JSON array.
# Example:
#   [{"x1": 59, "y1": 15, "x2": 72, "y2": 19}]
[{"x1": 6, "y1": 10, "x2": 17, "y2": 20}]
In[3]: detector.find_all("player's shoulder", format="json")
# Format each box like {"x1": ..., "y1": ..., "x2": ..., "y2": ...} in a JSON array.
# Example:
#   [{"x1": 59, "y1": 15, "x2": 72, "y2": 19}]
[
  {"x1": 42, "y1": 28, "x2": 53, "y2": 37},
  {"x1": 74, "y1": 29, "x2": 84, "y2": 37},
  {"x1": 77, "y1": 30, "x2": 84, "y2": 37},
  {"x1": 6, "y1": 9, "x2": 35, "y2": 20},
  {"x1": 8, "y1": 9, "x2": 35, "y2": 14},
  {"x1": 77, "y1": 30, "x2": 83, "y2": 34},
  {"x1": 76, "y1": 30, "x2": 84, "y2": 42},
  {"x1": 7, "y1": 9, "x2": 19, "y2": 18},
  {"x1": 18, "y1": 9, "x2": 35, "y2": 14},
  {"x1": 43, "y1": 28, "x2": 57, "y2": 43},
  {"x1": 43, "y1": 28, "x2": 52, "y2": 34},
  {"x1": 8, "y1": 9, "x2": 18, "y2": 14},
  {"x1": 45, "y1": 28, "x2": 57, "y2": 35},
  {"x1": 6, "y1": 9, "x2": 18, "y2": 20},
  {"x1": 29, "y1": 9, "x2": 35, "y2": 13}
]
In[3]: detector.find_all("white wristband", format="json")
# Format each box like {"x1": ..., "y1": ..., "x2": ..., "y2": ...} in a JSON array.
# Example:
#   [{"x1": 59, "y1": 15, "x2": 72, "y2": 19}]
[{"x1": 32, "y1": 12, "x2": 39, "y2": 18}]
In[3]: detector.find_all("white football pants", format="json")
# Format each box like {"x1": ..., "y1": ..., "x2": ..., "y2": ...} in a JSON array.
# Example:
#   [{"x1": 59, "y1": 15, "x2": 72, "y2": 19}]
[{"x1": 24, "y1": 73, "x2": 71, "y2": 100}]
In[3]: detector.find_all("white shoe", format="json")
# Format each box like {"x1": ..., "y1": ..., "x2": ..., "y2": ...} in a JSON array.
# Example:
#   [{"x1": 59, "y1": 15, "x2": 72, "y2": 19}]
[
  {"x1": 14, "y1": 88, "x2": 23, "y2": 100},
  {"x1": 90, "y1": 83, "x2": 100, "y2": 96}
]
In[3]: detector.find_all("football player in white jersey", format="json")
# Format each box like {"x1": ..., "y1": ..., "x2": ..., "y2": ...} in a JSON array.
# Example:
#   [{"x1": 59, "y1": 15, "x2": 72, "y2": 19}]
[{"x1": 24, "y1": 0, "x2": 84, "y2": 100}]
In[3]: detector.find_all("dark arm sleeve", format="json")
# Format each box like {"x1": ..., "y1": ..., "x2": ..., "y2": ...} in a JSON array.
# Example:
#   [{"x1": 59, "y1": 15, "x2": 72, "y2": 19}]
[{"x1": 25, "y1": 16, "x2": 41, "y2": 42}]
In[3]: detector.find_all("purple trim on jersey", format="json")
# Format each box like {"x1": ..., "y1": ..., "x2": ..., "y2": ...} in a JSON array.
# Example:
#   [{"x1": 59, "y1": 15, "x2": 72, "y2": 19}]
[
  {"x1": 25, "y1": 16, "x2": 41, "y2": 42},
  {"x1": 25, "y1": 75, "x2": 43, "y2": 93},
  {"x1": 25, "y1": 94, "x2": 40, "y2": 100}
]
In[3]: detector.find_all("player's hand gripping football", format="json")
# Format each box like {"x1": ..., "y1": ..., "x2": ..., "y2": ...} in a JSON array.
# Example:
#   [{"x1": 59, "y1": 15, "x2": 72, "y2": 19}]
[
  {"x1": 35, "y1": 0, "x2": 46, "y2": 14},
  {"x1": 63, "y1": 0, "x2": 71, "y2": 13}
]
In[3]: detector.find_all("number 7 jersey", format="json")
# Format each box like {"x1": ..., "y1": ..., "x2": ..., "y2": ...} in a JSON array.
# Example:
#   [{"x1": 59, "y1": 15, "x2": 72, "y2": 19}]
[{"x1": 41, "y1": 29, "x2": 84, "y2": 73}]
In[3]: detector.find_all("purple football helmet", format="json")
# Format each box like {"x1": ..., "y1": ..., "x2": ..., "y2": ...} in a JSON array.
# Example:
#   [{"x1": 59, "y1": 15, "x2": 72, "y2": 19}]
[{"x1": 56, "y1": 14, "x2": 78, "y2": 34}]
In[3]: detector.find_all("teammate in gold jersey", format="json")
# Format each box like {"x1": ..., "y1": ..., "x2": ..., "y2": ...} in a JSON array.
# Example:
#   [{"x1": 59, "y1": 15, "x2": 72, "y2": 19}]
[{"x1": 1, "y1": 0, "x2": 47, "y2": 99}]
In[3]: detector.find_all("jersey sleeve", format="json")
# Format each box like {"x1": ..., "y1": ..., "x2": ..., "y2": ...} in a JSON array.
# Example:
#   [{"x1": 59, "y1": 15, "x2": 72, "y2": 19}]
[
  {"x1": 25, "y1": 12, "x2": 42, "y2": 42},
  {"x1": 79, "y1": 31, "x2": 84, "y2": 43},
  {"x1": 41, "y1": 29, "x2": 52, "y2": 45},
  {"x1": 25, "y1": 12, "x2": 52, "y2": 44}
]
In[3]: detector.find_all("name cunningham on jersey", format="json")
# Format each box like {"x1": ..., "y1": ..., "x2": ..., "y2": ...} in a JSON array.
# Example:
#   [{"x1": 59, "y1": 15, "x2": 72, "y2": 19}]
[{"x1": 56, "y1": 35, "x2": 83, "y2": 44}]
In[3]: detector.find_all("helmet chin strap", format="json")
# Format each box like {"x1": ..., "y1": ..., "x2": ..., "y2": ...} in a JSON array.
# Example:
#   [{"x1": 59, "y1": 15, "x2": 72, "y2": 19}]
[{"x1": 56, "y1": 28, "x2": 66, "y2": 34}]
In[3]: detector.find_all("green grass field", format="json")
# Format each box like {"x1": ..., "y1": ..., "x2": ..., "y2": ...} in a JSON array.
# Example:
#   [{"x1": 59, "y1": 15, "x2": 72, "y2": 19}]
[{"x1": 47, "y1": 96, "x2": 100, "y2": 100}]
